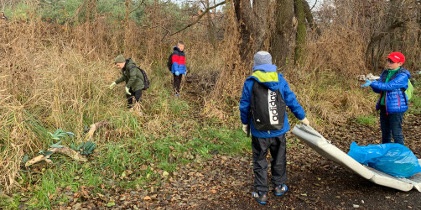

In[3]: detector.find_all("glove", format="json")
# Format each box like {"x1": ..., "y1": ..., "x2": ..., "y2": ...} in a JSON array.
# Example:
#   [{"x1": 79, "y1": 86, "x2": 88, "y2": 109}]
[
  {"x1": 242, "y1": 124, "x2": 248, "y2": 134},
  {"x1": 175, "y1": 71, "x2": 180, "y2": 76},
  {"x1": 301, "y1": 117, "x2": 310, "y2": 126},
  {"x1": 125, "y1": 87, "x2": 131, "y2": 95},
  {"x1": 361, "y1": 79, "x2": 372, "y2": 88},
  {"x1": 109, "y1": 82, "x2": 116, "y2": 89}
]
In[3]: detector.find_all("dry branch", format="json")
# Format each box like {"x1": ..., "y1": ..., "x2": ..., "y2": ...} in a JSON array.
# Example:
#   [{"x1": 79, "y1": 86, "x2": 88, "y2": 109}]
[
  {"x1": 170, "y1": 1, "x2": 226, "y2": 36},
  {"x1": 85, "y1": 120, "x2": 110, "y2": 141},
  {"x1": 24, "y1": 146, "x2": 87, "y2": 167}
]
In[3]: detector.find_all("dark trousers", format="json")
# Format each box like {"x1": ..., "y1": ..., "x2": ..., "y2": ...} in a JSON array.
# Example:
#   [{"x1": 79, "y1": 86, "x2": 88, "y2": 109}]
[
  {"x1": 379, "y1": 106, "x2": 404, "y2": 144},
  {"x1": 252, "y1": 135, "x2": 287, "y2": 193},
  {"x1": 173, "y1": 74, "x2": 183, "y2": 93},
  {"x1": 126, "y1": 89, "x2": 142, "y2": 108}
]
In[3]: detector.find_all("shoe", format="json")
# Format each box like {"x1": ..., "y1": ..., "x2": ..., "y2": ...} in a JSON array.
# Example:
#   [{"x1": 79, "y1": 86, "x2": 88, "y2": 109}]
[
  {"x1": 273, "y1": 184, "x2": 288, "y2": 196},
  {"x1": 252, "y1": 191, "x2": 268, "y2": 205}
]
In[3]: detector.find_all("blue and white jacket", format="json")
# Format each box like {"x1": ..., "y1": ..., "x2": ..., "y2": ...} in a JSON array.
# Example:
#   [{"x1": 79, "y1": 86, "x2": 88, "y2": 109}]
[
  {"x1": 239, "y1": 64, "x2": 306, "y2": 138},
  {"x1": 370, "y1": 67, "x2": 410, "y2": 113}
]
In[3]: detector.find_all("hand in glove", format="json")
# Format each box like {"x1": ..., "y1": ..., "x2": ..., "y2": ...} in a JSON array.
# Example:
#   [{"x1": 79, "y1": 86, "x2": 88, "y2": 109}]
[
  {"x1": 125, "y1": 87, "x2": 131, "y2": 95},
  {"x1": 361, "y1": 79, "x2": 372, "y2": 88},
  {"x1": 301, "y1": 117, "x2": 310, "y2": 126},
  {"x1": 109, "y1": 82, "x2": 116, "y2": 89},
  {"x1": 242, "y1": 124, "x2": 248, "y2": 134}
]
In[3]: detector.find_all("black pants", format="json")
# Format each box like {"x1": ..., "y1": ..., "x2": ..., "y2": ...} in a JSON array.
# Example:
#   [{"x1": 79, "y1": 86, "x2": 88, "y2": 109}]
[
  {"x1": 252, "y1": 134, "x2": 287, "y2": 193},
  {"x1": 173, "y1": 74, "x2": 183, "y2": 93},
  {"x1": 126, "y1": 89, "x2": 142, "y2": 108}
]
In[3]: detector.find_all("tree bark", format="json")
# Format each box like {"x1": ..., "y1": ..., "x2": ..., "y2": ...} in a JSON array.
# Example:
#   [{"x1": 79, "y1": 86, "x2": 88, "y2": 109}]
[
  {"x1": 271, "y1": 0, "x2": 294, "y2": 68},
  {"x1": 365, "y1": 0, "x2": 406, "y2": 70},
  {"x1": 302, "y1": 0, "x2": 320, "y2": 35},
  {"x1": 233, "y1": 0, "x2": 270, "y2": 63},
  {"x1": 252, "y1": 0, "x2": 270, "y2": 50},
  {"x1": 233, "y1": 0, "x2": 252, "y2": 62},
  {"x1": 294, "y1": 0, "x2": 306, "y2": 66}
]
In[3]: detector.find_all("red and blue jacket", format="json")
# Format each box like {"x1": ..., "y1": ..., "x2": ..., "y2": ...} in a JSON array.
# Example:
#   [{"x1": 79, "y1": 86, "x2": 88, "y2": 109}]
[{"x1": 167, "y1": 47, "x2": 187, "y2": 75}]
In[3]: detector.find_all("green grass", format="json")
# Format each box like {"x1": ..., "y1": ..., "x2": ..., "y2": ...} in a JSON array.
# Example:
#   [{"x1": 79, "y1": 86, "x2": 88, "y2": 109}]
[
  {"x1": 99, "y1": 143, "x2": 143, "y2": 176},
  {"x1": 4, "y1": 122, "x2": 250, "y2": 209},
  {"x1": 26, "y1": 169, "x2": 59, "y2": 209},
  {"x1": 355, "y1": 115, "x2": 377, "y2": 126},
  {"x1": 0, "y1": 193, "x2": 20, "y2": 210}
]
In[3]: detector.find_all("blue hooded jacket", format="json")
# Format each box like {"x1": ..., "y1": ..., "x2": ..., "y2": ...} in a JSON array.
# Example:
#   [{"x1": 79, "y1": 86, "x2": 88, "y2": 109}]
[
  {"x1": 239, "y1": 64, "x2": 306, "y2": 138},
  {"x1": 370, "y1": 67, "x2": 410, "y2": 113}
]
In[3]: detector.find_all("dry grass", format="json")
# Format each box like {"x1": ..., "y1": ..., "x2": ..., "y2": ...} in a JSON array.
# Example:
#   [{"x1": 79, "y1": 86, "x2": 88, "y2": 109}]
[
  {"x1": 0, "y1": 21, "x2": 122, "y2": 192},
  {"x1": 0, "y1": 15, "x2": 223, "y2": 192}
]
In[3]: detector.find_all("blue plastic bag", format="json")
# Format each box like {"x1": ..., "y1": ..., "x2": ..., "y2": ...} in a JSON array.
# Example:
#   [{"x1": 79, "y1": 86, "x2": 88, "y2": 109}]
[{"x1": 348, "y1": 142, "x2": 421, "y2": 178}]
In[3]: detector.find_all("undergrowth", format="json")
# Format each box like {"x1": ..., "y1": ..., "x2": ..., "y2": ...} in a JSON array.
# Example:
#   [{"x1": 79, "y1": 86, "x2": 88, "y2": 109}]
[
  {"x1": 2, "y1": 8, "x2": 420, "y2": 209},
  {"x1": 0, "y1": 48, "x2": 379, "y2": 208}
]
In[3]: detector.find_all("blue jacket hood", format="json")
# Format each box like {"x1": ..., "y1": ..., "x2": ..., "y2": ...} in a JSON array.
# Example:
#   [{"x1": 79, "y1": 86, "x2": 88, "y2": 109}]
[
  {"x1": 253, "y1": 64, "x2": 277, "y2": 72},
  {"x1": 249, "y1": 64, "x2": 279, "y2": 91}
]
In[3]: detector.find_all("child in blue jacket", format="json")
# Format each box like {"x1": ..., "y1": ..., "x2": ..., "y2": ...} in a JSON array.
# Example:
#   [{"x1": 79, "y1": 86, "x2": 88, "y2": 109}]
[
  {"x1": 239, "y1": 51, "x2": 310, "y2": 205},
  {"x1": 362, "y1": 52, "x2": 411, "y2": 145}
]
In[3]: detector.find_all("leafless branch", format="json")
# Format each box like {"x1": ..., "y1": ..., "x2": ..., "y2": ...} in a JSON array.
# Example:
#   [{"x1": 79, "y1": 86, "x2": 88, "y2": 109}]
[
  {"x1": 310, "y1": 0, "x2": 318, "y2": 10},
  {"x1": 129, "y1": 0, "x2": 146, "y2": 14},
  {"x1": 170, "y1": 1, "x2": 226, "y2": 36}
]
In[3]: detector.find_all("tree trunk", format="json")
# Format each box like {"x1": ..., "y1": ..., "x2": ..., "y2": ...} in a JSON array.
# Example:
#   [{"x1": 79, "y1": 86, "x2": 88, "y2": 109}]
[
  {"x1": 302, "y1": 0, "x2": 320, "y2": 35},
  {"x1": 252, "y1": 0, "x2": 270, "y2": 50},
  {"x1": 207, "y1": 0, "x2": 273, "y2": 117},
  {"x1": 205, "y1": 0, "x2": 216, "y2": 49},
  {"x1": 270, "y1": 0, "x2": 294, "y2": 68},
  {"x1": 365, "y1": 0, "x2": 405, "y2": 70},
  {"x1": 233, "y1": 0, "x2": 270, "y2": 64},
  {"x1": 233, "y1": 0, "x2": 252, "y2": 62},
  {"x1": 294, "y1": 0, "x2": 306, "y2": 66},
  {"x1": 209, "y1": 0, "x2": 296, "y2": 118}
]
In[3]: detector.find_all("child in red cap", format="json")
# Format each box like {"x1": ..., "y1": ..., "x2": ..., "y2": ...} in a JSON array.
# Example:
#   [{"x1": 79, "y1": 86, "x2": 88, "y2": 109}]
[{"x1": 361, "y1": 51, "x2": 411, "y2": 144}]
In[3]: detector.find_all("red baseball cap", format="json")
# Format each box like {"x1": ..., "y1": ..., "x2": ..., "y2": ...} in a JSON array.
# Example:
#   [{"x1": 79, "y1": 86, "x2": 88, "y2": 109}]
[{"x1": 387, "y1": 52, "x2": 405, "y2": 63}]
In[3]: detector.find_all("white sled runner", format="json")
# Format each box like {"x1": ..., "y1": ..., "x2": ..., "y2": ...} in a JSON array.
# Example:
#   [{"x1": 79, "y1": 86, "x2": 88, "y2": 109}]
[{"x1": 292, "y1": 124, "x2": 421, "y2": 192}]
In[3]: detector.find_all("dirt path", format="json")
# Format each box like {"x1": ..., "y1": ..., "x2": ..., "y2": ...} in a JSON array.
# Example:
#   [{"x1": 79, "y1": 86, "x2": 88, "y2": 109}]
[{"x1": 170, "y1": 114, "x2": 421, "y2": 210}]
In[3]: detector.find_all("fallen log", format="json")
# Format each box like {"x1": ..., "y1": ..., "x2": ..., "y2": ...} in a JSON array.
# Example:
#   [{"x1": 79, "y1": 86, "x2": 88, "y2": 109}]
[{"x1": 25, "y1": 146, "x2": 87, "y2": 167}]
